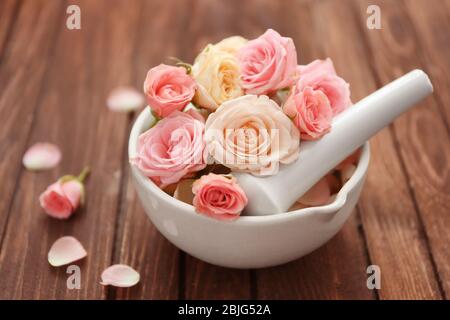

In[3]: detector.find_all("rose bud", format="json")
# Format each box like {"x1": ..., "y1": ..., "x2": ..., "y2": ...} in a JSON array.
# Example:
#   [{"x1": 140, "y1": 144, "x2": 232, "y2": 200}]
[
  {"x1": 131, "y1": 111, "x2": 207, "y2": 188},
  {"x1": 296, "y1": 58, "x2": 352, "y2": 115},
  {"x1": 191, "y1": 44, "x2": 244, "y2": 111},
  {"x1": 143, "y1": 64, "x2": 196, "y2": 118},
  {"x1": 237, "y1": 29, "x2": 298, "y2": 95},
  {"x1": 192, "y1": 173, "x2": 248, "y2": 221},
  {"x1": 39, "y1": 167, "x2": 90, "y2": 219},
  {"x1": 283, "y1": 86, "x2": 333, "y2": 140}
]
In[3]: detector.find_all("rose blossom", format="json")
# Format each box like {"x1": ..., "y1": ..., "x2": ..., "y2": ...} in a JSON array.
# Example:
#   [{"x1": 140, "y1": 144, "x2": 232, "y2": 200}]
[
  {"x1": 283, "y1": 86, "x2": 333, "y2": 140},
  {"x1": 205, "y1": 95, "x2": 300, "y2": 176},
  {"x1": 237, "y1": 29, "x2": 298, "y2": 95},
  {"x1": 296, "y1": 58, "x2": 351, "y2": 115},
  {"x1": 39, "y1": 167, "x2": 89, "y2": 219},
  {"x1": 131, "y1": 111, "x2": 207, "y2": 187},
  {"x1": 143, "y1": 64, "x2": 196, "y2": 117},
  {"x1": 191, "y1": 45, "x2": 243, "y2": 111},
  {"x1": 214, "y1": 36, "x2": 248, "y2": 55},
  {"x1": 192, "y1": 174, "x2": 248, "y2": 221}
]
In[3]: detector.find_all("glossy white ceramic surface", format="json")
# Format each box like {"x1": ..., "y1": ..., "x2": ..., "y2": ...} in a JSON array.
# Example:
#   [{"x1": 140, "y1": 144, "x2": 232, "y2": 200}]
[
  {"x1": 129, "y1": 108, "x2": 370, "y2": 269},
  {"x1": 237, "y1": 69, "x2": 433, "y2": 216}
]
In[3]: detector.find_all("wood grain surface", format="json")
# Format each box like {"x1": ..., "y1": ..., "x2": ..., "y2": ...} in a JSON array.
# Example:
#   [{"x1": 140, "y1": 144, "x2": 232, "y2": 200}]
[{"x1": 0, "y1": 0, "x2": 448, "y2": 300}]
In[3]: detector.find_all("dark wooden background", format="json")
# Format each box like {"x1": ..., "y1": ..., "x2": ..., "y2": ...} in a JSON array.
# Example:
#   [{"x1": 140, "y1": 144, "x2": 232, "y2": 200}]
[{"x1": 0, "y1": 0, "x2": 449, "y2": 300}]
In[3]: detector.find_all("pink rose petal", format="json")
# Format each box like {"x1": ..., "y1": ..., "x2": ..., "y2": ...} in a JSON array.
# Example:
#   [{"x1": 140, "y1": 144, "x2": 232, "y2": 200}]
[
  {"x1": 340, "y1": 164, "x2": 357, "y2": 184},
  {"x1": 107, "y1": 86, "x2": 144, "y2": 112},
  {"x1": 297, "y1": 177, "x2": 331, "y2": 206},
  {"x1": 23, "y1": 143, "x2": 61, "y2": 171},
  {"x1": 335, "y1": 148, "x2": 361, "y2": 170},
  {"x1": 326, "y1": 173, "x2": 341, "y2": 194},
  {"x1": 100, "y1": 264, "x2": 140, "y2": 288},
  {"x1": 288, "y1": 201, "x2": 308, "y2": 212},
  {"x1": 48, "y1": 236, "x2": 87, "y2": 267},
  {"x1": 184, "y1": 107, "x2": 206, "y2": 123}
]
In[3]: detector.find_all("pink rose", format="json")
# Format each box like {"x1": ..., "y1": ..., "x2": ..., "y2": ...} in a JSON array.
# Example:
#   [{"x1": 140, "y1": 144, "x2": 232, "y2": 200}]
[
  {"x1": 132, "y1": 111, "x2": 207, "y2": 188},
  {"x1": 283, "y1": 86, "x2": 333, "y2": 140},
  {"x1": 237, "y1": 29, "x2": 298, "y2": 95},
  {"x1": 39, "y1": 179, "x2": 84, "y2": 219},
  {"x1": 143, "y1": 64, "x2": 196, "y2": 118},
  {"x1": 192, "y1": 174, "x2": 248, "y2": 221},
  {"x1": 296, "y1": 58, "x2": 351, "y2": 115}
]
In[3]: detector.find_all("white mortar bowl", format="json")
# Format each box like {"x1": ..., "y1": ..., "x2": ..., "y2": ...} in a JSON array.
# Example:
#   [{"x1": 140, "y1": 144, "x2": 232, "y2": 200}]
[{"x1": 129, "y1": 108, "x2": 370, "y2": 269}]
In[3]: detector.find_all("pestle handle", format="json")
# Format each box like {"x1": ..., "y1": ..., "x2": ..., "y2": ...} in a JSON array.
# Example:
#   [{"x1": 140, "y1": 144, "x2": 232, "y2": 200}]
[{"x1": 235, "y1": 69, "x2": 433, "y2": 216}]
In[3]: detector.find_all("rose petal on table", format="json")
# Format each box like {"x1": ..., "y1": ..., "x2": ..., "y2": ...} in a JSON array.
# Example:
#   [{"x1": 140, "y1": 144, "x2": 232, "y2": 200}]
[
  {"x1": 107, "y1": 86, "x2": 144, "y2": 112},
  {"x1": 23, "y1": 143, "x2": 61, "y2": 171},
  {"x1": 100, "y1": 264, "x2": 140, "y2": 287},
  {"x1": 340, "y1": 164, "x2": 357, "y2": 184},
  {"x1": 297, "y1": 177, "x2": 331, "y2": 206},
  {"x1": 48, "y1": 236, "x2": 87, "y2": 267},
  {"x1": 174, "y1": 179, "x2": 195, "y2": 205}
]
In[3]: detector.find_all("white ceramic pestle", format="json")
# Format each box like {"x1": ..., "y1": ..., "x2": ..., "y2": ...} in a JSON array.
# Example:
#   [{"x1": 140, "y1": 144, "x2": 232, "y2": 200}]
[{"x1": 235, "y1": 69, "x2": 433, "y2": 216}]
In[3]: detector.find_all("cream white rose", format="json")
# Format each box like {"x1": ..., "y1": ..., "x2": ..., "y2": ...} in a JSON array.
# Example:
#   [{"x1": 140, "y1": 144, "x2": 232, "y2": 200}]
[
  {"x1": 205, "y1": 95, "x2": 300, "y2": 176},
  {"x1": 215, "y1": 36, "x2": 248, "y2": 55},
  {"x1": 191, "y1": 45, "x2": 244, "y2": 111}
]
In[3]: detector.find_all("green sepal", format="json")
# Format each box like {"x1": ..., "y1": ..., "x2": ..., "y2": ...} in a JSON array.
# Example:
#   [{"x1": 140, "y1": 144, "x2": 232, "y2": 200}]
[
  {"x1": 59, "y1": 175, "x2": 78, "y2": 184},
  {"x1": 149, "y1": 108, "x2": 161, "y2": 127}
]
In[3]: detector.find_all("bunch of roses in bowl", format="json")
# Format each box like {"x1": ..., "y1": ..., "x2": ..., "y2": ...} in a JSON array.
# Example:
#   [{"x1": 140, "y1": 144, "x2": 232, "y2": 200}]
[{"x1": 131, "y1": 29, "x2": 357, "y2": 222}]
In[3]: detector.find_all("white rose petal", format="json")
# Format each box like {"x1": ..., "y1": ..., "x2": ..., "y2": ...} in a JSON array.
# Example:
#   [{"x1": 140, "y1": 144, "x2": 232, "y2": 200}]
[
  {"x1": 23, "y1": 142, "x2": 61, "y2": 171},
  {"x1": 100, "y1": 264, "x2": 140, "y2": 288},
  {"x1": 48, "y1": 236, "x2": 87, "y2": 267},
  {"x1": 205, "y1": 95, "x2": 299, "y2": 176},
  {"x1": 107, "y1": 86, "x2": 144, "y2": 112}
]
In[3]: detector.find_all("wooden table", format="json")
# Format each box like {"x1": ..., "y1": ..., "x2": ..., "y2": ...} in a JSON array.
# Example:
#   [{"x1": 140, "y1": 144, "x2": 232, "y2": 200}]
[{"x1": 0, "y1": 0, "x2": 449, "y2": 300}]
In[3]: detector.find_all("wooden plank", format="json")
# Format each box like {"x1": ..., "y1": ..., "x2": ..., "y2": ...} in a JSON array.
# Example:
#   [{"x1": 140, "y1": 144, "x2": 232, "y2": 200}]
[
  {"x1": 0, "y1": 0, "x2": 63, "y2": 246},
  {"x1": 0, "y1": 0, "x2": 20, "y2": 57},
  {"x1": 257, "y1": 218, "x2": 374, "y2": 299},
  {"x1": 184, "y1": 258, "x2": 252, "y2": 299},
  {"x1": 111, "y1": 0, "x2": 183, "y2": 300},
  {"x1": 112, "y1": 184, "x2": 179, "y2": 299},
  {"x1": 351, "y1": 0, "x2": 446, "y2": 299},
  {"x1": 401, "y1": 0, "x2": 450, "y2": 297},
  {"x1": 402, "y1": 0, "x2": 450, "y2": 129},
  {"x1": 0, "y1": 0, "x2": 141, "y2": 299},
  {"x1": 254, "y1": 0, "x2": 374, "y2": 300}
]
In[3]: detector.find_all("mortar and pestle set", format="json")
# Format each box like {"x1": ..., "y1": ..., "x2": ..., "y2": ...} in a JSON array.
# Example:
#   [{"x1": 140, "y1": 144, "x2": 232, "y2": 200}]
[{"x1": 129, "y1": 69, "x2": 433, "y2": 268}]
